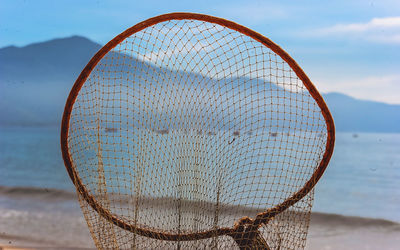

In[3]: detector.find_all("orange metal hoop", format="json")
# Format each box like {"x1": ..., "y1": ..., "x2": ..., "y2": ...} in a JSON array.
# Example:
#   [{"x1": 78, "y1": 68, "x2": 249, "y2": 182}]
[{"x1": 61, "y1": 12, "x2": 335, "y2": 244}]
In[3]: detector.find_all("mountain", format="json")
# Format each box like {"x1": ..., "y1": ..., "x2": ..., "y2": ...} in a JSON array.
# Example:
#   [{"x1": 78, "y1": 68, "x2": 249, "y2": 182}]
[
  {"x1": 0, "y1": 36, "x2": 399, "y2": 132},
  {"x1": 323, "y1": 92, "x2": 400, "y2": 133},
  {"x1": 0, "y1": 36, "x2": 101, "y2": 126},
  {"x1": 0, "y1": 36, "x2": 101, "y2": 83}
]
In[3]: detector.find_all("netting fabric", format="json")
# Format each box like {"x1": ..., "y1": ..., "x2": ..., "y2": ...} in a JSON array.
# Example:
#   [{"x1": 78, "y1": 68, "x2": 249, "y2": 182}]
[{"x1": 62, "y1": 14, "x2": 333, "y2": 250}]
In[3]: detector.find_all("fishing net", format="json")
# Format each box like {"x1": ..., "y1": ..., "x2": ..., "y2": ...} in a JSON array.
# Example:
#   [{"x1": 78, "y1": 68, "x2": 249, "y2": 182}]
[{"x1": 61, "y1": 13, "x2": 334, "y2": 249}]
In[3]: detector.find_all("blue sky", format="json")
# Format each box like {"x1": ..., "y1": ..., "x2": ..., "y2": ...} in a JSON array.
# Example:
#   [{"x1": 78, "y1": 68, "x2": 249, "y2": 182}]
[{"x1": 1, "y1": 0, "x2": 399, "y2": 104}]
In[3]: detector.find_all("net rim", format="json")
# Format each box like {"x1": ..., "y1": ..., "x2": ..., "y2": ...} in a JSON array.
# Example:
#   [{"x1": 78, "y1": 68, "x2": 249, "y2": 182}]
[{"x1": 60, "y1": 12, "x2": 335, "y2": 241}]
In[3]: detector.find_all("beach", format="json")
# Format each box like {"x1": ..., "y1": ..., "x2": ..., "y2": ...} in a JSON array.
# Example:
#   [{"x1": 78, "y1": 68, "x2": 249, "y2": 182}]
[
  {"x1": 0, "y1": 187, "x2": 399, "y2": 250},
  {"x1": 1, "y1": 208, "x2": 399, "y2": 250}
]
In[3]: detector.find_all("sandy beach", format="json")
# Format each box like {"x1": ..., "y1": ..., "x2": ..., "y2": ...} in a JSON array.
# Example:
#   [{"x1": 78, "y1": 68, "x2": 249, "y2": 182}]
[
  {"x1": 2, "y1": 217, "x2": 399, "y2": 249},
  {"x1": 1, "y1": 188, "x2": 399, "y2": 250},
  {"x1": 1, "y1": 215, "x2": 399, "y2": 250}
]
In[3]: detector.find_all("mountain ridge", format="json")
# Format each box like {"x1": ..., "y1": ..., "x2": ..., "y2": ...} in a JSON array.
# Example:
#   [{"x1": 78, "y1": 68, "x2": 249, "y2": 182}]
[{"x1": 0, "y1": 36, "x2": 399, "y2": 132}]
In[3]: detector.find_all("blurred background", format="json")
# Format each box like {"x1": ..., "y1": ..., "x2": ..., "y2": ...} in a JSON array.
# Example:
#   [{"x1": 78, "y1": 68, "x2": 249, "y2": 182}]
[{"x1": 0, "y1": 0, "x2": 399, "y2": 249}]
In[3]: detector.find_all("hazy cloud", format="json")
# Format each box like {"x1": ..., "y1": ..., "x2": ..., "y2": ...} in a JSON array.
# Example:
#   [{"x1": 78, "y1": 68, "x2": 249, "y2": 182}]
[
  {"x1": 314, "y1": 16, "x2": 400, "y2": 44},
  {"x1": 317, "y1": 74, "x2": 400, "y2": 104},
  {"x1": 325, "y1": 17, "x2": 400, "y2": 32}
]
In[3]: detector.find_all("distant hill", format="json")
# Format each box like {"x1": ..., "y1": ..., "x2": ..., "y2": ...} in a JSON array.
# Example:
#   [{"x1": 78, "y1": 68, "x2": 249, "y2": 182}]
[
  {"x1": 0, "y1": 36, "x2": 399, "y2": 132},
  {"x1": 0, "y1": 36, "x2": 101, "y2": 126},
  {"x1": 323, "y1": 92, "x2": 400, "y2": 133},
  {"x1": 0, "y1": 36, "x2": 101, "y2": 83}
]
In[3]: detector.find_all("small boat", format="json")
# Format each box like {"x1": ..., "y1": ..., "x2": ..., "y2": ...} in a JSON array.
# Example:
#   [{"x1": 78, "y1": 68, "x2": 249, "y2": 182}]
[
  {"x1": 156, "y1": 129, "x2": 169, "y2": 135},
  {"x1": 105, "y1": 128, "x2": 118, "y2": 133}
]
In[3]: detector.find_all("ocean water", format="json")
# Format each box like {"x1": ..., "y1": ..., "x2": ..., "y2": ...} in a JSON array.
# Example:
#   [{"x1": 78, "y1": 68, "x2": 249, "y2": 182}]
[
  {"x1": 314, "y1": 132, "x2": 400, "y2": 221},
  {"x1": 0, "y1": 126, "x2": 399, "y2": 223}
]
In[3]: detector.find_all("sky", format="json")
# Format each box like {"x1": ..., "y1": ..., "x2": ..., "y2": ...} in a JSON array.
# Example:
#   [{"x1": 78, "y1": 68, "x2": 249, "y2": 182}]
[{"x1": 1, "y1": 0, "x2": 399, "y2": 104}]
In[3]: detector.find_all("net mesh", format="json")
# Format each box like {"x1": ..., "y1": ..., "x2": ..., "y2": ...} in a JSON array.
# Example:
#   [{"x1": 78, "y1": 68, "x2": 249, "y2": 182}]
[{"x1": 66, "y1": 17, "x2": 329, "y2": 249}]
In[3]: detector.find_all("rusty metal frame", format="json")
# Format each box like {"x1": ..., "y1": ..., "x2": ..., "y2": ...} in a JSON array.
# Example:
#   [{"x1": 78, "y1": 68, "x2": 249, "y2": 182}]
[{"x1": 61, "y1": 12, "x2": 335, "y2": 242}]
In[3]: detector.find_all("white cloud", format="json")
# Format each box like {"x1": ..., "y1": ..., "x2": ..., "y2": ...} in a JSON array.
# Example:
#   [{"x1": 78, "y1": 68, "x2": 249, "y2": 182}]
[
  {"x1": 316, "y1": 74, "x2": 400, "y2": 104},
  {"x1": 370, "y1": 34, "x2": 400, "y2": 44},
  {"x1": 136, "y1": 21, "x2": 227, "y2": 66},
  {"x1": 141, "y1": 40, "x2": 216, "y2": 66},
  {"x1": 325, "y1": 17, "x2": 400, "y2": 32},
  {"x1": 314, "y1": 16, "x2": 400, "y2": 44}
]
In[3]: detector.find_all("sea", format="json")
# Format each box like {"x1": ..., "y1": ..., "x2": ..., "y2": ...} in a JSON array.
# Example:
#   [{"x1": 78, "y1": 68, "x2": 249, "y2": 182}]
[{"x1": 0, "y1": 126, "x2": 399, "y2": 227}]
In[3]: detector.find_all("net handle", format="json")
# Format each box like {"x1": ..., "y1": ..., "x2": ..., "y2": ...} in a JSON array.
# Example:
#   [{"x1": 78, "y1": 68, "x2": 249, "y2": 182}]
[{"x1": 61, "y1": 12, "x2": 335, "y2": 241}]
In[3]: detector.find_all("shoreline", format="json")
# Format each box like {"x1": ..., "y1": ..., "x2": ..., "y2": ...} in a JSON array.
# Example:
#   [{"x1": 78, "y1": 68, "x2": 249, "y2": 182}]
[
  {"x1": 1, "y1": 185, "x2": 399, "y2": 249},
  {"x1": 1, "y1": 185, "x2": 399, "y2": 224},
  {"x1": 0, "y1": 206, "x2": 399, "y2": 249}
]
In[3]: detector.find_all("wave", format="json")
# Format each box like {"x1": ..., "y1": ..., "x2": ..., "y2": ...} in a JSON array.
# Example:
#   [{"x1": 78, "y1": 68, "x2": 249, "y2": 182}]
[{"x1": 0, "y1": 185, "x2": 76, "y2": 200}]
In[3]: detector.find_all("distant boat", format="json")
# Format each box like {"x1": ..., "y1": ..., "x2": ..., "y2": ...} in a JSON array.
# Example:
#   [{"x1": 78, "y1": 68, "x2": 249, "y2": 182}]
[
  {"x1": 105, "y1": 128, "x2": 118, "y2": 133},
  {"x1": 156, "y1": 129, "x2": 169, "y2": 135},
  {"x1": 353, "y1": 133, "x2": 359, "y2": 138}
]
